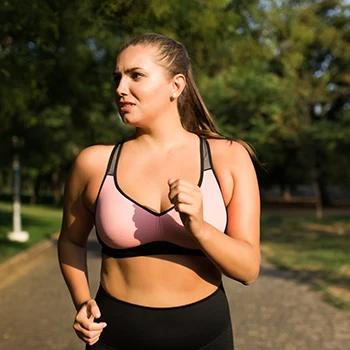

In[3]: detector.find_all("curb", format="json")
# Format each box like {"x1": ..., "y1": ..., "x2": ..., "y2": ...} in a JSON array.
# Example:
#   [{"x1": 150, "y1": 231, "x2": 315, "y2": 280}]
[{"x1": 0, "y1": 233, "x2": 59, "y2": 275}]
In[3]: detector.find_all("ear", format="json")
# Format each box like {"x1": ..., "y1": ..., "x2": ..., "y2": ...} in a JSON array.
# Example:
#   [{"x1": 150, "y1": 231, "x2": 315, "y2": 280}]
[{"x1": 170, "y1": 74, "x2": 186, "y2": 100}]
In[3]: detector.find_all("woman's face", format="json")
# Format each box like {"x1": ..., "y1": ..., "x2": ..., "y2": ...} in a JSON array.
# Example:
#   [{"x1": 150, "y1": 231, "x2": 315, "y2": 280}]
[{"x1": 114, "y1": 45, "x2": 173, "y2": 126}]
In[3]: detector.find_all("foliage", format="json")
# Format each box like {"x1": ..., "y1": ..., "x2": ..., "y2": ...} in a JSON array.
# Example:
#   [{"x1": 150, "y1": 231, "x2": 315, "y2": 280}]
[
  {"x1": 0, "y1": 0, "x2": 349, "y2": 203},
  {"x1": 0, "y1": 0, "x2": 130, "y2": 197},
  {"x1": 201, "y1": 0, "x2": 350, "y2": 195}
]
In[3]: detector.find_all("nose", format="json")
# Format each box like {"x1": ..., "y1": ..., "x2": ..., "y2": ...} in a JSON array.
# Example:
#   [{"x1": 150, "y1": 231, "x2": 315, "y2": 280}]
[{"x1": 116, "y1": 76, "x2": 128, "y2": 97}]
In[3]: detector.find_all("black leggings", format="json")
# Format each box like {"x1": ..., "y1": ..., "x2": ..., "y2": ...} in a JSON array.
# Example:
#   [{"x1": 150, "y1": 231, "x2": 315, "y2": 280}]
[{"x1": 86, "y1": 284, "x2": 234, "y2": 350}]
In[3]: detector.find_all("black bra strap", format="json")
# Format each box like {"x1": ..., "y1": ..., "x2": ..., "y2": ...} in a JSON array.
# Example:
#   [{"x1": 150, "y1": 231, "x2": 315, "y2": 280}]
[
  {"x1": 98, "y1": 239, "x2": 206, "y2": 258},
  {"x1": 202, "y1": 138, "x2": 212, "y2": 171},
  {"x1": 106, "y1": 142, "x2": 122, "y2": 176}
]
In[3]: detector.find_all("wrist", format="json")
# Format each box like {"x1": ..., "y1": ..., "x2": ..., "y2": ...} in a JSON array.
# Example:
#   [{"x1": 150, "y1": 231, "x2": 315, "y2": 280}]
[
  {"x1": 76, "y1": 298, "x2": 92, "y2": 311},
  {"x1": 191, "y1": 221, "x2": 212, "y2": 242}
]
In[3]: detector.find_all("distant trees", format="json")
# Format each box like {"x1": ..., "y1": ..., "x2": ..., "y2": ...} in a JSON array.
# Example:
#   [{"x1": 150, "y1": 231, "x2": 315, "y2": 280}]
[
  {"x1": 1, "y1": 0, "x2": 349, "y2": 215},
  {"x1": 201, "y1": 0, "x2": 350, "y2": 217},
  {"x1": 0, "y1": 0, "x2": 130, "y2": 204}
]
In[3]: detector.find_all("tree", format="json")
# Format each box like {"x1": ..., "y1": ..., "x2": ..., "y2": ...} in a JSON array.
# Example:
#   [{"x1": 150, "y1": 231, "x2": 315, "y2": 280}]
[
  {"x1": 200, "y1": 0, "x2": 350, "y2": 217},
  {"x1": 0, "y1": 0, "x2": 129, "y2": 204},
  {"x1": 1, "y1": 0, "x2": 349, "y2": 212}
]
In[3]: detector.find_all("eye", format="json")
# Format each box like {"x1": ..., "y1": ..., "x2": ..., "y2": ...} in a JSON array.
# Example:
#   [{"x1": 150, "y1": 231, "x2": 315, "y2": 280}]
[{"x1": 131, "y1": 72, "x2": 143, "y2": 80}]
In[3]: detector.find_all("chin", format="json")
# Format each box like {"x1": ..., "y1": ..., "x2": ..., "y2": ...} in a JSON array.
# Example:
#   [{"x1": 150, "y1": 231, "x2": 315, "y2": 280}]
[
  {"x1": 121, "y1": 116, "x2": 142, "y2": 128},
  {"x1": 120, "y1": 114, "x2": 134, "y2": 125}
]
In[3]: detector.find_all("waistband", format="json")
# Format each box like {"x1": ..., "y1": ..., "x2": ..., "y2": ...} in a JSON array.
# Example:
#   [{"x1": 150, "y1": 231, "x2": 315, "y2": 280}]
[{"x1": 96, "y1": 282, "x2": 225, "y2": 310}]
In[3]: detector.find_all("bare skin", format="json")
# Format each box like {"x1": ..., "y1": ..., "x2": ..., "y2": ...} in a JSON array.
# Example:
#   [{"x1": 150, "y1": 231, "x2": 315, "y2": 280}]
[{"x1": 58, "y1": 45, "x2": 260, "y2": 346}]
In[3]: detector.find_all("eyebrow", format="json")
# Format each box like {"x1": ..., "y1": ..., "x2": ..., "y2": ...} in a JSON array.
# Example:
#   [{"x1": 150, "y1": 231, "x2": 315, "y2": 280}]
[{"x1": 112, "y1": 67, "x2": 144, "y2": 76}]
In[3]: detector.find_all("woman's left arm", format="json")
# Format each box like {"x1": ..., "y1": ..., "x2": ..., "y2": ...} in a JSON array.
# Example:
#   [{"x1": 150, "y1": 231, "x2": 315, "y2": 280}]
[{"x1": 168, "y1": 141, "x2": 260, "y2": 285}]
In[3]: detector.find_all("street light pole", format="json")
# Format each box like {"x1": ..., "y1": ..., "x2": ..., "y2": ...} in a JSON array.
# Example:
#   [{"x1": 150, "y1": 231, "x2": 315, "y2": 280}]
[{"x1": 7, "y1": 136, "x2": 29, "y2": 242}]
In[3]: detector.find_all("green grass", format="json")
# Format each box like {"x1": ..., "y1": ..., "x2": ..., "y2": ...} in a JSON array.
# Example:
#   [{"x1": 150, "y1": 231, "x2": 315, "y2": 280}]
[
  {"x1": 0, "y1": 201, "x2": 62, "y2": 264},
  {"x1": 261, "y1": 213, "x2": 350, "y2": 310}
]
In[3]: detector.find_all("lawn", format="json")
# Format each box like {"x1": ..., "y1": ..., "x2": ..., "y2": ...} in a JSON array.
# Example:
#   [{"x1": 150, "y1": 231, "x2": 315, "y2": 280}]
[
  {"x1": 261, "y1": 213, "x2": 350, "y2": 310},
  {"x1": 0, "y1": 201, "x2": 62, "y2": 264}
]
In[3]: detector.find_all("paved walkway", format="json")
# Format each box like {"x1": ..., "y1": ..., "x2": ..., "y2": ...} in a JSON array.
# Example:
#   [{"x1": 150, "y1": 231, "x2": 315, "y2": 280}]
[{"x1": 0, "y1": 238, "x2": 349, "y2": 350}]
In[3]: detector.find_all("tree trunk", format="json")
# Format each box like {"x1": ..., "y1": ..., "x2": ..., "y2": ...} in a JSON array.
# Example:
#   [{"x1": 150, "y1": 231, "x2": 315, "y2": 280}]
[
  {"x1": 1, "y1": 169, "x2": 12, "y2": 194},
  {"x1": 52, "y1": 170, "x2": 63, "y2": 207},
  {"x1": 29, "y1": 182, "x2": 36, "y2": 205},
  {"x1": 282, "y1": 185, "x2": 292, "y2": 201},
  {"x1": 29, "y1": 174, "x2": 42, "y2": 205},
  {"x1": 319, "y1": 176, "x2": 331, "y2": 207},
  {"x1": 312, "y1": 161, "x2": 323, "y2": 219},
  {"x1": 312, "y1": 179, "x2": 323, "y2": 219},
  {"x1": 278, "y1": 165, "x2": 292, "y2": 201}
]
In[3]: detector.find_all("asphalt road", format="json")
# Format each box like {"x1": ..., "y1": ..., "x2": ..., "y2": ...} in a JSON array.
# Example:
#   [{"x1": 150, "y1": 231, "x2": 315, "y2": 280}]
[{"x1": 0, "y1": 237, "x2": 349, "y2": 350}]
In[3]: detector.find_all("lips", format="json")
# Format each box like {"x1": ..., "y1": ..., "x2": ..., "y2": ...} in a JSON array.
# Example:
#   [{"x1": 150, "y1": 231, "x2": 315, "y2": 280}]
[{"x1": 119, "y1": 101, "x2": 136, "y2": 113}]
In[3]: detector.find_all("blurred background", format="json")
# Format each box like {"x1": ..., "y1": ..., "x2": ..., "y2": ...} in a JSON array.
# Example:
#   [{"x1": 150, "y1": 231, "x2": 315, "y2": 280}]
[{"x1": 0, "y1": 0, "x2": 349, "y2": 312}]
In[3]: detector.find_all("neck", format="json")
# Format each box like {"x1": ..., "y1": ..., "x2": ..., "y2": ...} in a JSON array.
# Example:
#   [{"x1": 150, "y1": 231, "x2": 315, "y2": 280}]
[{"x1": 133, "y1": 114, "x2": 193, "y2": 149}]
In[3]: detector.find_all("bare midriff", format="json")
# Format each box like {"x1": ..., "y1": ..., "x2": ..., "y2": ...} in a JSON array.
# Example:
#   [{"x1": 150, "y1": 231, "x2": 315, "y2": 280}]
[{"x1": 100, "y1": 254, "x2": 222, "y2": 307}]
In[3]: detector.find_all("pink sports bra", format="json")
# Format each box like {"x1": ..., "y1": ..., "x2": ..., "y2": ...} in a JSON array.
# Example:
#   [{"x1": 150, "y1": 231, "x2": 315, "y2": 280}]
[{"x1": 94, "y1": 137, "x2": 227, "y2": 258}]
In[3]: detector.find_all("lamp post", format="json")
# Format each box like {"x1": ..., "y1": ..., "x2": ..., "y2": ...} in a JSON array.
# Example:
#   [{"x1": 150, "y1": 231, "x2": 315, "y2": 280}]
[{"x1": 7, "y1": 135, "x2": 29, "y2": 242}]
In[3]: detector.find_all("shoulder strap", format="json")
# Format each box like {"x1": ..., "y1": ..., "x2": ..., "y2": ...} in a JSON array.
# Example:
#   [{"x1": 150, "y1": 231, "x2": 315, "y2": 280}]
[
  {"x1": 106, "y1": 142, "x2": 123, "y2": 176},
  {"x1": 202, "y1": 138, "x2": 212, "y2": 171}
]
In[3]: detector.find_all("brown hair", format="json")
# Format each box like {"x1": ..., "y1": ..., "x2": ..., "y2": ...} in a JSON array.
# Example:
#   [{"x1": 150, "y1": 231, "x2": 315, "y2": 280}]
[{"x1": 119, "y1": 33, "x2": 260, "y2": 163}]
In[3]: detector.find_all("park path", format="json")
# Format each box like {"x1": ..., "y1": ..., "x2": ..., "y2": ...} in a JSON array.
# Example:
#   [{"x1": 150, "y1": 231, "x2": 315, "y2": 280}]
[{"x1": 0, "y1": 236, "x2": 349, "y2": 350}]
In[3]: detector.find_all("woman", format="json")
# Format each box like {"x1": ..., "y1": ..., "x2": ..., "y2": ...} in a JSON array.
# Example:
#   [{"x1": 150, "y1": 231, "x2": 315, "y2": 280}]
[{"x1": 58, "y1": 33, "x2": 260, "y2": 350}]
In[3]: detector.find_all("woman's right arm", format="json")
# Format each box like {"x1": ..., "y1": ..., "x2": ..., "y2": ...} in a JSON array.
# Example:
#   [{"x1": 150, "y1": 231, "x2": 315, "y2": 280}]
[{"x1": 57, "y1": 147, "x2": 107, "y2": 345}]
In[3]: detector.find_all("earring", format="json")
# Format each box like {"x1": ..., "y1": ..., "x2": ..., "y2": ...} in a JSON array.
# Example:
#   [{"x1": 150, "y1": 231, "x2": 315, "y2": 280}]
[{"x1": 171, "y1": 93, "x2": 177, "y2": 99}]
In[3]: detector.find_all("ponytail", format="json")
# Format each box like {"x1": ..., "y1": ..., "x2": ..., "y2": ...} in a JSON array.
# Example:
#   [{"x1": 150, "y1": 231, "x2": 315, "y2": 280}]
[
  {"x1": 178, "y1": 67, "x2": 263, "y2": 167},
  {"x1": 178, "y1": 68, "x2": 221, "y2": 138}
]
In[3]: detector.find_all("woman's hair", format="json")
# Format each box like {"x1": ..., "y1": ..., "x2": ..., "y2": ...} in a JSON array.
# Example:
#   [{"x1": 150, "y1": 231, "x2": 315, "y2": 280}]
[{"x1": 119, "y1": 33, "x2": 260, "y2": 164}]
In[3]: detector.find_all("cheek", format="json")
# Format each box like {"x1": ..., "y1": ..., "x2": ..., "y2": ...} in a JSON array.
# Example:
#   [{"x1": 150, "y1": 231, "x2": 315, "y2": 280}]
[
  {"x1": 140, "y1": 81, "x2": 164, "y2": 95},
  {"x1": 137, "y1": 87, "x2": 169, "y2": 110},
  {"x1": 137, "y1": 75, "x2": 171, "y2": 98}
]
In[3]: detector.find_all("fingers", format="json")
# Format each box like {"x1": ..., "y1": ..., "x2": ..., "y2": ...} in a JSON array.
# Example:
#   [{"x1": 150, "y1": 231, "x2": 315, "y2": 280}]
[
  {"x1": 86, "y1": 299, "x2": 101, "y2": 319},
  {"x1": 168, "y1": 179, "x2": 195, "y2": 201},
  {"x1": 168, "y1": 178, "x2": 203, "y2": 219},
  {"x1": 75, "y1": 313, "x2": 107, "y2": 332},
  {"x1": 168, "y1": 179, "x2": 205, "y2": 235},
  {"x1": 168, "y1": 178, "x2": 193, "y2": 190},
  {"x1": 74, "y1": 321, "x2": 105, "y2": 345},
  {"x1": 168, "y1": 178, "x2": 176, "y2": 186},
  {"x1": 170, "y1": 190, "x2": 194, "y2": 207},
  {"x1": 168, "y1": 179, "x2": 201, "y2": 207},
  {"x1": 74, "y1": 300, "x2": 107, "y2": 345}
]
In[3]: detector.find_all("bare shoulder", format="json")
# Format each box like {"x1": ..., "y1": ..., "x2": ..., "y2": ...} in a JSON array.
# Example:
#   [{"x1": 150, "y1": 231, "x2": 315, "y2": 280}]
[
  {"x1": 205, "y1": 138, "x2": 257, "y2": 205},
  {"x1": 207, "y1": 138, "x2": 254, "y2": 170},
  {"x1": 63, "y1": 144, "x2": 116, "y2": 212},
  {"x1": 70, "y1": 144, "x2": 115, "y2": 181}
]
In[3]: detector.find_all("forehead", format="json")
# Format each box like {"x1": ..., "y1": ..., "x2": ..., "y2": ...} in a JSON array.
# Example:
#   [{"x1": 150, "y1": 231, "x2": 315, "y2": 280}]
[{"x1": 116, "y1": 45, "x2": 160, "y2": 71}]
